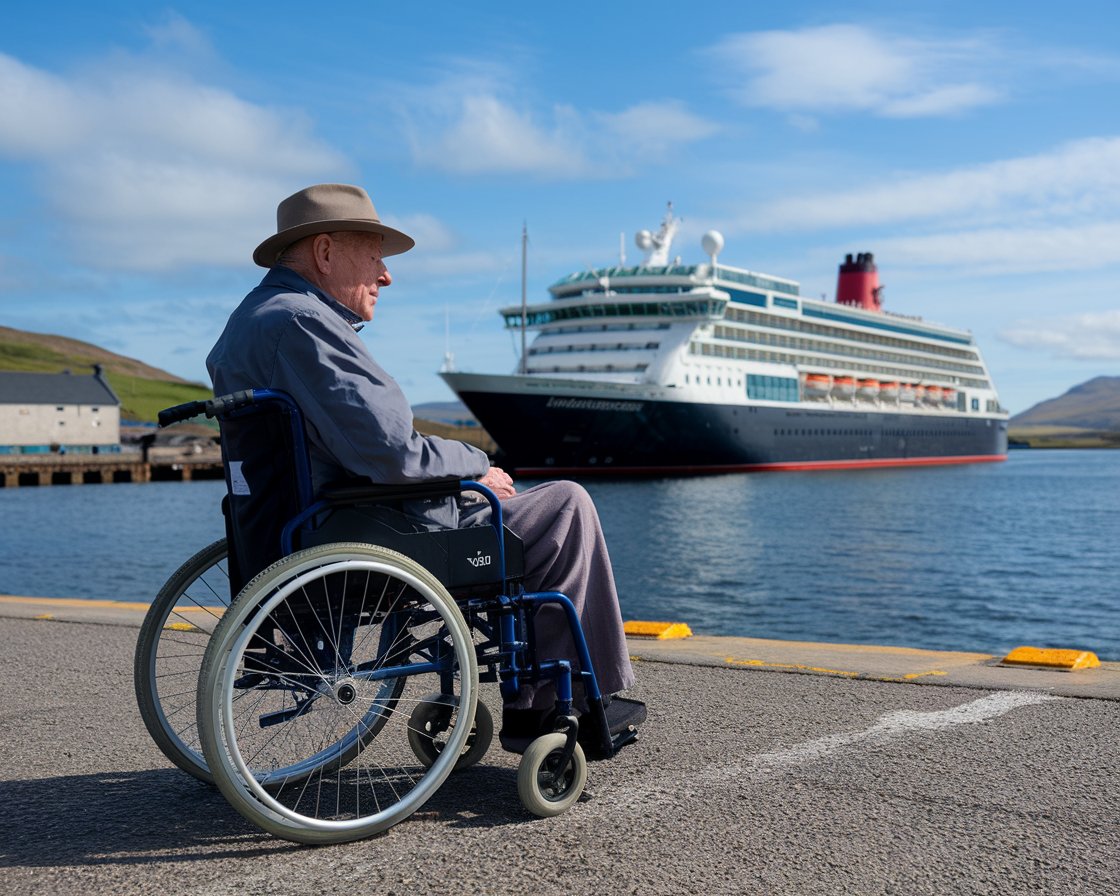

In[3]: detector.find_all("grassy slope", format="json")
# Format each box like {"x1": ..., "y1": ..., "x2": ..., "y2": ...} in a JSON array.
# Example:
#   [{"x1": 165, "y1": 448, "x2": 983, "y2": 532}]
[
  {"x1": 0, "y1": 326, "x2": 471, "y2": 435},
  {"x1": 0, "y1": 326, "x2": 212, "y2": 423}
]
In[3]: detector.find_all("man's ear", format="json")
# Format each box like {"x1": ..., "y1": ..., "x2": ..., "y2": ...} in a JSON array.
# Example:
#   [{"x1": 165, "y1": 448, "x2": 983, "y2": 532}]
[{"x1": 311, "y1": 233, "x2": 334, "y2": 274}]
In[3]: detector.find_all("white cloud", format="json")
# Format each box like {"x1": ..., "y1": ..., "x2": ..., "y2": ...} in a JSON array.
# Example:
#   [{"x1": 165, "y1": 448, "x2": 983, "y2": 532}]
[
  {"x1": 0, "y1": 47, "x2": 347, "y2": 271},
  {"x1": 595, "y1": 100, "x2": 722, "y2": 160},
  {"x1": 395, "y1": 66, "x2": 717, "y2": 178},
  {"x1": 711, "y1": 24, "x2": 1002, "y2": 119},
  {"x1": 389, "y1": 213, "x2": 458, "y2": 254},
  {"x1": 409, "y1": 93, "x2": 591, "y2": 177},
  {"x1": 870, "y1": 220, "x2": 1120, "y2": 274},
  {"x1": 730, "y1": 133, "x2": 1120, "y2": 273},
  {"x1": 1001, "y1": 310, "x2": 1120, "y2": 360}
]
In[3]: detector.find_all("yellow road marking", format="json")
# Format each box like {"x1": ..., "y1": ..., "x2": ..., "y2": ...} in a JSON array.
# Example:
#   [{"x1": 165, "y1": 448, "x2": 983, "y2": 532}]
[{"x1": 723, "y1": 656, "x2": 860, "y2": 677}]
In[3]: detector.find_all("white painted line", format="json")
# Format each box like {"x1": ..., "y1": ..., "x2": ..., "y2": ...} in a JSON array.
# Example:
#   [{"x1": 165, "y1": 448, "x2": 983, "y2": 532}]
[
  {"x1": 611, "y1": 691, "x2": 1061, "y2": 809},
  {"x1": 741, "y1": 691, "x2": 1059, "y2": 781}
]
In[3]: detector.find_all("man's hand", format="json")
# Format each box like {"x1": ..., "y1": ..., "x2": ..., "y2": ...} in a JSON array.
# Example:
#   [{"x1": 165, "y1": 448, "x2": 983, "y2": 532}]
[{"x1": 478, "y1": 466, "x2": 516, "y2": 500}]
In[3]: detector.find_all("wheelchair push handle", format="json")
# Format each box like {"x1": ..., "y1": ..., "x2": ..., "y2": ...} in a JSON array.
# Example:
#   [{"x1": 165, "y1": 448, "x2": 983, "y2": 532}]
[{"x1": 157, "y1": 390, "x2": 258, "y2": 427}]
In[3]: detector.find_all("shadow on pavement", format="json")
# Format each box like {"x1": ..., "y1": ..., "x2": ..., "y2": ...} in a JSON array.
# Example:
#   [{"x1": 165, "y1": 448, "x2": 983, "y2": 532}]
[
  {"x1": 0, "y1": 764, "x2": 529, "y2": 866},
  {"x1": 0, "y1": 768, "x2": 288, "y2": 866}
]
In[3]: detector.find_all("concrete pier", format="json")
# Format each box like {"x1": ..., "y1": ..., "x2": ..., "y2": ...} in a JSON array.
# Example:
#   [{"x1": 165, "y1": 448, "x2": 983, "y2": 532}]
[{"x1": 0, "y1": 597, "x2": 1116, "y2": 896}]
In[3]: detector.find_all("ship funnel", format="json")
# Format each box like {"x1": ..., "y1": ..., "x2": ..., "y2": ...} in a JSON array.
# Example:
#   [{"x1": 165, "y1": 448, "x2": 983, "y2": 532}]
[{"x1": 836, "y1": 252, "x2": 882, "y2": 311}]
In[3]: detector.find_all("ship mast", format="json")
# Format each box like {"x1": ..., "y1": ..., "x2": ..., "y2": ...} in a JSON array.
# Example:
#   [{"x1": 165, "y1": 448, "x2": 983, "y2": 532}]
[
  {"x1": 519, "y1": 222, "x2": 528, "y2": 374},
  {"x1": 635, "y1": 202, "x2": 680, "y2": 266}
]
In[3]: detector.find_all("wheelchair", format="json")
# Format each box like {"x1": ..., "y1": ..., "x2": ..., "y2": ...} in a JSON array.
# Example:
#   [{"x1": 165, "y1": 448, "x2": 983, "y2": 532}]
[{"x1": 134, "y1": 389, "x2": 637, "y2": 844}]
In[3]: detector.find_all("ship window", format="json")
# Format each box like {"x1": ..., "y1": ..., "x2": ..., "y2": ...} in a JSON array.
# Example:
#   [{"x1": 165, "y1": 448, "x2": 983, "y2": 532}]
[
  {"x1": 747, "y1": 374, "x2": 798, "y2": 402},
  {"x1": 971, "y1": 397, "x2": 979, "y2": 411}
]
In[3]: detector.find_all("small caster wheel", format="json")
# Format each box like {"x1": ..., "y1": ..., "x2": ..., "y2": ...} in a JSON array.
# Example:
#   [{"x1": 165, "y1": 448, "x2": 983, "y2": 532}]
[
  {"x1": 517, "y1": 731, "x2": 587, "y2": 817},
  {"x1": 408, "y1": 694, "x2": 493, "y2": 771}
]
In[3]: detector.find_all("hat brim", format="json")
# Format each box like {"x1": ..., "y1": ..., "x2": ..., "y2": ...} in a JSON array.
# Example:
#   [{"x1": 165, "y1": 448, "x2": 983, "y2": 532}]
[{"x1": 253, "y1": 219, "x2": 415, "y2": 268}]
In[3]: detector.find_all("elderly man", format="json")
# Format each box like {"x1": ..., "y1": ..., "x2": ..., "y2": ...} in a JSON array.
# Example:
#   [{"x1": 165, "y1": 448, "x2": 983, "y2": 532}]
[{"x1": 207, "y1": 183, "x2": 643, "y2": 743}]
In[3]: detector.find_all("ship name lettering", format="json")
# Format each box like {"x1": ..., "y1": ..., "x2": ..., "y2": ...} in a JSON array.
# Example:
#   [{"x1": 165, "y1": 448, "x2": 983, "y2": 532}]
[{"x1": 545, "y1": 397, "x2": 644, "y2": 412}]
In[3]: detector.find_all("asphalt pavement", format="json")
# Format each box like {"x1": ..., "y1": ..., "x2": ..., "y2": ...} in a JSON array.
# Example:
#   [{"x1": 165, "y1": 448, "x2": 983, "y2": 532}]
[{"x1": 0, "y1": 600, "x2": 1117, "y2": 896}]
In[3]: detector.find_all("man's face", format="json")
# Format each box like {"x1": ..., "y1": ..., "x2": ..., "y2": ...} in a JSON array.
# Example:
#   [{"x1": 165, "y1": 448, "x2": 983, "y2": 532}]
[{"x1": 320, "y1": 232, "x2": 391, "y2": 321}]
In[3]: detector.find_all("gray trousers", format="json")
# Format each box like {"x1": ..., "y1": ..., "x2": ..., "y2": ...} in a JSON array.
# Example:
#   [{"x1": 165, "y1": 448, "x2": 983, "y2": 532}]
[{"x1": 486, "y1": 481, "x2": 635, "y2": 708}]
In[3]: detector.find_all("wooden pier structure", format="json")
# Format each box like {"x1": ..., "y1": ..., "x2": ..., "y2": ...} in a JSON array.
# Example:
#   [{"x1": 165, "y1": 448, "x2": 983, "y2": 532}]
[{"x1": 0, "y1": 448, "x2": 224, "y2": 488}]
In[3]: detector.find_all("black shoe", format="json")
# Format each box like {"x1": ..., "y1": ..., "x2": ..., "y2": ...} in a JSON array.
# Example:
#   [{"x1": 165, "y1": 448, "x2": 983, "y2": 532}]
[{"x1": 499, "y1": 706, "x2": 557, "y2": 754}]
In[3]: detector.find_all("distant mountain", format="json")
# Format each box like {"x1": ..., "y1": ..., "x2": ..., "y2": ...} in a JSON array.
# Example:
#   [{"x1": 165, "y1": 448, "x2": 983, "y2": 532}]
[
  {"x1": 1010, "y1": 376, "x2": 1120, "y2": 432},
  {"x1": 411, "y1": 400, "x2": 479, "y2": 426}
]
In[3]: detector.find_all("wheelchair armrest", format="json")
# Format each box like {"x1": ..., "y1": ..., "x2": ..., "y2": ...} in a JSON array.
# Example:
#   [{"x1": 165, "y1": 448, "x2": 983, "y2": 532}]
[{"x1": 318, "y1": 476, "x2": 465, "y2": 507}]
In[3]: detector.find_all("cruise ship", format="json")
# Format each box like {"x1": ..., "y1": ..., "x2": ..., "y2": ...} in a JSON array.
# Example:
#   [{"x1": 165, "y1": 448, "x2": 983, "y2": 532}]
[{"x1": 440, "y1": 206, "x2": 1008, "y2": 475}]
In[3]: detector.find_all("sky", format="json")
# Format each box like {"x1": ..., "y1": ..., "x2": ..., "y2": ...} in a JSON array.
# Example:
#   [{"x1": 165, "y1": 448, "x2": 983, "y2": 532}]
[{"x1": 1, "y1": 1, "x2": 1119, "y2": 414}]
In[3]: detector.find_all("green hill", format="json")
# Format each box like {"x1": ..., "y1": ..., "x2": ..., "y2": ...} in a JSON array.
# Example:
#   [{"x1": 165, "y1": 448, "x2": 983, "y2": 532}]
[
  {"x1": 0, "y1": 325, "x2": 212, "y2": 423},
  {"x1": 1009, "y1": 375, "x2": 1120, "y2": 447}
]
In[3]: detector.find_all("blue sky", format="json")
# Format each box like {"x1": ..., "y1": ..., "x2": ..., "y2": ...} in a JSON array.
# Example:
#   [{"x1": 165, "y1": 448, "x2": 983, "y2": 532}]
[{"x1": 2, "y1": 1, "x2": 1119, "y2": 414}]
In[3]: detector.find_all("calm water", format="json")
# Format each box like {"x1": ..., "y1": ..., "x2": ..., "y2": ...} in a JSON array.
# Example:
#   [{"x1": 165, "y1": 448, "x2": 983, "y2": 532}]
[{"x1": 2, "y1": 450, "x2": 1117, "y2": 659}]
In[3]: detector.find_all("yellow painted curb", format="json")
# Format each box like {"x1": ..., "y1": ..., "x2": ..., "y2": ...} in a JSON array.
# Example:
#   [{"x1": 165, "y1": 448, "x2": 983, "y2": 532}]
[
  {"x1": 624, "y1": 620, "x2": 693, "y2": 640},
  {"x1": 0, "y1": 595, "x2": 151, "y2": 611},
  {"x1": 165, "y1": 622, "x2": 204, "y2": 633},
  {"x1": 1001, "y1": 646, "x2": 1101, "y2": 671}
]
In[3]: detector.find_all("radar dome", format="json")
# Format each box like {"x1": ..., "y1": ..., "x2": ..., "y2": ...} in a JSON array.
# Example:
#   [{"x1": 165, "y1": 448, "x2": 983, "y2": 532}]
[
  {"x1": 701, "y1": 230, "x2": 724, "y2": 258},
  {"x1": 635, "y1": 229, "x2": 653, "y2": 250}
]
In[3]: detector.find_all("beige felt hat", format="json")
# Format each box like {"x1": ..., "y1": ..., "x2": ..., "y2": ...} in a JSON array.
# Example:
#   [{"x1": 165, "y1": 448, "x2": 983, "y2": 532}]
[{"x1": 253, "y1": 183, "x2": 415, "y2": 267}]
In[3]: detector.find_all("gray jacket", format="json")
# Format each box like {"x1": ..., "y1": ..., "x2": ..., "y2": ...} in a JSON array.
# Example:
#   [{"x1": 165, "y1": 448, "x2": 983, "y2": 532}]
[{"x1": 206, "y1": 266, "x2": 490, "y2": 529}]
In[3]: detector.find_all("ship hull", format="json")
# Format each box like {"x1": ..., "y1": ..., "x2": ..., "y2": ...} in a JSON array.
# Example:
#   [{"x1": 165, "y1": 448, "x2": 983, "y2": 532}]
[{"x1": 442, "y1": 373, "x2": 1008, "y2": 476}]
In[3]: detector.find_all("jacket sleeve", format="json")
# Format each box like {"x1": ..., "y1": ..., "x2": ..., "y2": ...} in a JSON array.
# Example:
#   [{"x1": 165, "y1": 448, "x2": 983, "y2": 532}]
[{"x1": 272, "y1": 307, "x2": 490, "y2": 484}]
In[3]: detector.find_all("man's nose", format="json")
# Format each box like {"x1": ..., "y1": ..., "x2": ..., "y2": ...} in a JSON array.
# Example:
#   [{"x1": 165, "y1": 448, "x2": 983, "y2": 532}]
[{"x1": 378, "y1": 266, "x2": 392, "y2": 287}]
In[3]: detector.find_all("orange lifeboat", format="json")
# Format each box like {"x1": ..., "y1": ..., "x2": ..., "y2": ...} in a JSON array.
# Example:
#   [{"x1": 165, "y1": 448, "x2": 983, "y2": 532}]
[
  {"x1": 942, "y1": 387, "x2": 958, "y2": 407},
  {"x1": 857, "y1": 378, "x2": 880, "y2": 401},
  {"x1": 832, "y1": 375, "x2": 856, "y2": 400},
  {"x1": 804, "y1": 373, "x2": 832, "y2": 400},
  {"x1": 899, "y1": 383, "x2": 916, "y2": 403},
  {"x1": 913, "y1": 384, "x2": 927, "y2": 403},
  {"x1": 925, "y1": 385, "x2": 943, "y2": 404},
  {"x1": 880, "y1": 381, "x2": 900, "y2": 401}
]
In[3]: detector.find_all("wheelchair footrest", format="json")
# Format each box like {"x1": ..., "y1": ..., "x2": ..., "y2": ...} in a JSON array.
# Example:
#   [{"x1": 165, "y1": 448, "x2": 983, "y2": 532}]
[
  {"x1": 581, "y1": 696, "x2": 647, "y2": 761},
  {"x1": 498, "y1": 697, "x2": 646, "y2": 758}
]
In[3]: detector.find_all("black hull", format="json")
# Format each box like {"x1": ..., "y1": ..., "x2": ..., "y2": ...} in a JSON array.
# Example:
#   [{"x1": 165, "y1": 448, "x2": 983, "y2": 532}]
[{"x1": 454, "y1": 389, "x2": 1008, "y2": 475}]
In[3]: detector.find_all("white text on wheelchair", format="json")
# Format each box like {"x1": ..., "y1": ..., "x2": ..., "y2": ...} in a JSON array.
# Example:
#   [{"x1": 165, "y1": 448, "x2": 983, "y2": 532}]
[{"x1": 467, "y1": 551, "x2": 492, "y2": 568}]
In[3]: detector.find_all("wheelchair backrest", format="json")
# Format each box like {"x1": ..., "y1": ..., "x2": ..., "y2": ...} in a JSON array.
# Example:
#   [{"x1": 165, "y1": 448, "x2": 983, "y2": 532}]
[
  {"x1": 215, "y1": 391, "x2": 315, "y2": 594},
  {"x1": 158, "y1": 387, "x2": 523, "y2": 596}
]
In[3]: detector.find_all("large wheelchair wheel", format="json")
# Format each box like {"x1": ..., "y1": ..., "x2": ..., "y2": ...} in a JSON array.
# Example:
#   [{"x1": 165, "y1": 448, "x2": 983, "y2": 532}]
[
  {"x1": 134, "y1": 538, "x2": 230, "y2": 784},
  {"x1": 197, "y1": 543, "x2": 478, "y2": 845}
]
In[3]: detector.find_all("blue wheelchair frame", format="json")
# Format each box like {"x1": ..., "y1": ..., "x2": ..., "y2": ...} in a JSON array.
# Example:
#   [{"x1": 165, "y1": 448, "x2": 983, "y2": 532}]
[{"x1": 159, "y1": 388, "x2": 624, "y2": 763}]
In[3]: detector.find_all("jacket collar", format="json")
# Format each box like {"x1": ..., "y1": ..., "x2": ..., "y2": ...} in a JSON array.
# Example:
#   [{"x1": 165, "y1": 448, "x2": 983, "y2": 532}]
[{"x1": 261, "y1": 266, "x2": 365, "y2": 331}]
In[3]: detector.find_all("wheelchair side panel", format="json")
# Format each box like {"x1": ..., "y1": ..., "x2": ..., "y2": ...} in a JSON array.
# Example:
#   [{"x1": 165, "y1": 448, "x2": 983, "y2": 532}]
[{"x1": 302, "y1": 505, "x2": 525, "y2": 588}]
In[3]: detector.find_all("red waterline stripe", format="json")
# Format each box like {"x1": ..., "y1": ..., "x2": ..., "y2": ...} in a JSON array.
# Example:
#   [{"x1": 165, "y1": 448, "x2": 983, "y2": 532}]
[{"x1": 514, "y1": 454, "x2": 1008, "y2": 477}]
